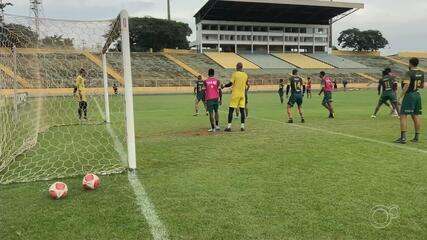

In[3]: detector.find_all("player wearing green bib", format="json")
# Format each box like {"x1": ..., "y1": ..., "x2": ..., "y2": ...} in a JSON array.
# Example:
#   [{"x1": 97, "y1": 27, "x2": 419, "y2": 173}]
[
  {"x1": 395, "y1": 58, "x2": 424, "y2": 144},
  {"x1": 371, "y1": 68, "x2": 399, "y2": 118},
  {"x1": 286, "y1": 69, "x2": 305, "y2": 123}
]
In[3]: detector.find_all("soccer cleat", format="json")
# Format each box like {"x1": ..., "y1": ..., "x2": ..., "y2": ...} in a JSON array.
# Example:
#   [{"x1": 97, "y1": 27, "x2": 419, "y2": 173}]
[
  {"x1": 240, "y1": 127, "x2": 245, "y2": 132},
  {"x1": 193, "y1": 113, "x2": 199, "y2": 116},
  {"x1": 301, "y1": 118, "x2": 305, "y2": 123},
  {"x1": 206, "y1": 112, "x2": 209, "y2": 116},
  {"x1": 224, "y1": 127, "x2": 232, "y2": 132},
  {"x1": 394, "y1": 138, "x2": 407, "y2": 144},
  {"x1": 329, "y1": 113, "x2": 335, "y2": 119},
  {"x1": 410, "y1": 139, "x2": 419, "y2": 143},
  {"x1": 208, "y1": 128, "x2": 215, "y2": 133},
  {"x1": 371, "y1": 115, "x2": 377, "y2": 119},
  {"x1": 287, "y1": 119, "x2": 293, "y2": 123},
  {"x1": 215, "y1": 126, "x2": 221, "y2": 131}
]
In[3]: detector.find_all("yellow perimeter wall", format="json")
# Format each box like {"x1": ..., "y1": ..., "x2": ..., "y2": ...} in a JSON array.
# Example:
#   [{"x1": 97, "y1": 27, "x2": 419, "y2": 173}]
[
  {"x1": 205, "y1": 52, "x2": 259, "y2": 69},
  {"x1": 398, "y1": 52, "x2": 427, "y2": 58}
]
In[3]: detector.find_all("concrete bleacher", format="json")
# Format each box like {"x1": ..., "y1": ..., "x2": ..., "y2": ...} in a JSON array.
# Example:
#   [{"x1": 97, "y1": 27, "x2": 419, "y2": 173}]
[
  {"x1": 106, "y1": 53, "x2": 195, "y2": 87},
  {"x1": 307, "y1": 53, "x2": 367, "y2": 69},
  {"x1": 272, "y1": 53, "x2": 334, "y2": 69},
  {"x1": 205, "y1": 52, "x2": 260, "y2": 69},
  {"x1": 240, "y1": 53, "x2": 295, "y2": 69},
  {"x1": 339, "y1": 55, "x2": 408, "y2": 75}
]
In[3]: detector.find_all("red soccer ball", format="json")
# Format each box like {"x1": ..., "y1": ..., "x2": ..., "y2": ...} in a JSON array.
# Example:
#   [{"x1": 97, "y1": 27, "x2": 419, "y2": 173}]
[
  {"x1": 49, "y1": 182, "x2": 68, "y2": 200},
  {"x1": 82, "y1": 173, "x2": 100, "y2": 190}
]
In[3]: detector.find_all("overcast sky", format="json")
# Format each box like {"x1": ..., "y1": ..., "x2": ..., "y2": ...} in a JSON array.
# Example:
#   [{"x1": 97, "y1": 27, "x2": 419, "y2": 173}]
[{"x1": 6, "y1": 0, "x2": 427, "y2": 55}]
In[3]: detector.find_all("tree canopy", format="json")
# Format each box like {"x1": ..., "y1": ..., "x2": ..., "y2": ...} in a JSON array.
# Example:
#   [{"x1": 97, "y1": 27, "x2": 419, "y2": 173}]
[
  {"x1": 337, "y1": 28, "x2": 389, "y2": 52},
  {"x1": 112, "y1": 17, "x2": 192, "y2": 52},
  {"x1": 0, "y1": 24, "x2": 74, "y2": 49},
  {"x1": 0, "y1": 23, "x2": 38, "y2": 48},
  {"x1": 41, "y1": 35, "x2": 74, "y2": 48}
]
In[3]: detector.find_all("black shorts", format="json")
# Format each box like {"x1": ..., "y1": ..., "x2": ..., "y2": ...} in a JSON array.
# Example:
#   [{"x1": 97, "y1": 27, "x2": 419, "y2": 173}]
[{"x1": 79, "y1": 101, "x2": 88, "y2": 109}]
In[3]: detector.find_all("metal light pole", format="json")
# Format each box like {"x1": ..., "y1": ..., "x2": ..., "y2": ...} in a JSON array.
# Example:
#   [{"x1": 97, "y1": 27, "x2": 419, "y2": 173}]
[
  {"x1": 329, "y1": 0, "x2": 333, "y2": 49},
  {"x1": 167, "y1": 0, "x2": 171, "y2": 20}
]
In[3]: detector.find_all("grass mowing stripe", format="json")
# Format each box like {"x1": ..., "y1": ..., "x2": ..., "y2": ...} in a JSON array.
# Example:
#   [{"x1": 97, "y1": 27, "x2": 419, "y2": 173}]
[
  {"x1": 94, "y1": 98, "x2": 169, "y2": 240},
  {"x1": 254, "y1": 116, "x2": 427, "y2": 155}
]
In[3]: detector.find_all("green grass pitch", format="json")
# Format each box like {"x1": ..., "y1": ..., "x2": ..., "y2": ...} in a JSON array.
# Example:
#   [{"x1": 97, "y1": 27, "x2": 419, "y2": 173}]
[{"x1": 0, "y1": 89, "x2": 426, "y2": 239}]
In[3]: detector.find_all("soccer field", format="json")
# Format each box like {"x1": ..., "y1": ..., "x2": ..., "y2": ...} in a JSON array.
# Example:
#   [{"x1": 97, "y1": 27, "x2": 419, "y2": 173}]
[{"x1": 1, "y1": 89, "x2": 426, "y2": 240}]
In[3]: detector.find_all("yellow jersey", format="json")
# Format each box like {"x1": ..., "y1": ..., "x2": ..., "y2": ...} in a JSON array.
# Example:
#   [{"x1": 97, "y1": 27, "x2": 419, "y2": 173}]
[
  {"x1": 231, "y1": 71, "x2": 248, "y2": 97},
  {"x1": 75, "y1": 75, "x2": 87, "y2": 102}
]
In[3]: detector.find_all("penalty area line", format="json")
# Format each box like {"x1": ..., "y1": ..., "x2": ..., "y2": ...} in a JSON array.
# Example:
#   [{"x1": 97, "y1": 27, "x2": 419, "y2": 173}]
[
  {"x1": 254, "y1": 116, "x2": 427, "y2": 155},
  {"x1": 94, "y1": 99, "x2": 169, "y2": 240}
]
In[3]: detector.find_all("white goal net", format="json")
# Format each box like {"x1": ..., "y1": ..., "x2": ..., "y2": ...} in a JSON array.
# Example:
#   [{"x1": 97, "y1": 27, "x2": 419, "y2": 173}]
[{"x1": 0, "y1": 10, "x2": 136, "y2": 184}]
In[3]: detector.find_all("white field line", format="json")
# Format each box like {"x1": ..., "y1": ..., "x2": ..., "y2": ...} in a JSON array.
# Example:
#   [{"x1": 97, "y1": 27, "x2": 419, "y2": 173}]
[
  {"x1": 254, "y1": 116, "x2": 427, "y2": 155},
  {"x1": 94, "y1": 99, "x2": 169, "y2": 240}
]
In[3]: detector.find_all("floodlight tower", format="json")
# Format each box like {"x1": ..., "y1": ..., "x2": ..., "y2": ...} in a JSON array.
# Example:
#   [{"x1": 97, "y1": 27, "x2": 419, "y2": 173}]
[{"x1": 30, "y1": 0, "x2": 43, "y2": 32}]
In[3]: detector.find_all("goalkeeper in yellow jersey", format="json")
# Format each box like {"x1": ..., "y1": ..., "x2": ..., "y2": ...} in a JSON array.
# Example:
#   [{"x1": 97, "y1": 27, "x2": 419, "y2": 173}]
[
  {"x1": 73, "y1": 68, "x2": 88, "y2": 120},
  {"x1": 222, "y1": 62, "x2": 249, "y2": 132}
]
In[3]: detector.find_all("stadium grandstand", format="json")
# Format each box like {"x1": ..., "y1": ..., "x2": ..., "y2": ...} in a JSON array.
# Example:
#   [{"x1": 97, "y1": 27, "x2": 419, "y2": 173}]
[{"x1": 194, "y1": 0, "x2": 364, "y2": 54}]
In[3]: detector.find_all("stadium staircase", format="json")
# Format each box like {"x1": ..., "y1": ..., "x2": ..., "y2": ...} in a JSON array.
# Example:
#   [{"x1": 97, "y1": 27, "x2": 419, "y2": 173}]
[
  {"x1": 161, "y1": 53, "x2": 202, "y2": 77},
  {"x1": 204, "y1": 52, "x2": 260, "y2": 69},
  {"x1": 239, "y1": 53, "x2": 295, "y2": 69},
  {"x1": 0, "y1": 63, "x2": 31, "y2": 88},
  {"x1": 82, "y1": 51, "x2": 125, "y2": 84},
  {"x1": 385, "y1": 56, "x2": 427, "y2": 72},
  {"x1": 272, "y1": 53, "x2": 334, "y2": 69}
]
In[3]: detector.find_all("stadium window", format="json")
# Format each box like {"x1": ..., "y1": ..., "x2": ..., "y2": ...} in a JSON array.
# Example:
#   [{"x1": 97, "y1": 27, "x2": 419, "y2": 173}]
[
  {"x1": 299, "y1": 28, "x2": 307, "y2": 34},
  {"x1": 317, "y1": 28, "x2": 325, "y2": 34},
  {"x1": 211, "y1": 25, "x2": 218, "y2": 30},
  {"x1": 292, "y1": 28, "x2": 299, "y2": 33},
  {"x1": 245, "y1": 26, "x2": 252, "y2": 31},
  {"x1": 270, "y1": 27, "x2": 283, "y2": 32},
  {"x1": 285, "y1": 27, "x2": 292, "y2": 33},
  {"x1": 220, "y1": 25, "x2": 227, "y2": 31},
  {"x1": 202, "y1": 24, "x2": 209, "y2": 30}
]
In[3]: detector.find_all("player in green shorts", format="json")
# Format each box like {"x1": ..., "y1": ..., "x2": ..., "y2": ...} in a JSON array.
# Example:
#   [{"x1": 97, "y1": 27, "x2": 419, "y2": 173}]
[
  {"x1": 194, "y1": 75, "x2": 207, "y2": 116},
  {"x1": 395, "y1": 58, "x2": 424, "y2": 144},
  {"x1": 371, "y1": 68, "x2": 399, "y2": 118},
  {"x1": 286, "y1": 69, "x2": 305, "y2": 123}
]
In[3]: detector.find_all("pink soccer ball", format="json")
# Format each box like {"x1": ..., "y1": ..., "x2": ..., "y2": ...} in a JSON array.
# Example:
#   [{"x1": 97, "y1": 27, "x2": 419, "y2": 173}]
[
  {"x1": 82, "y1": 173, "x2": 100, "y2": 190},
  {"x1": 49, "y1": 182, "x2": 68, "y2": 200}
]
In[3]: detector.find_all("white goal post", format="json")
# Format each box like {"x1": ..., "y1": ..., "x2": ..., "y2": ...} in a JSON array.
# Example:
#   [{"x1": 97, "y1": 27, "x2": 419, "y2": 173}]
[
  {"x1": 0, "y1": 10, "x2": 137, "y2": 184},
  {"x1": 102, "y1": 10, "x2": 137, "y2": 170}
]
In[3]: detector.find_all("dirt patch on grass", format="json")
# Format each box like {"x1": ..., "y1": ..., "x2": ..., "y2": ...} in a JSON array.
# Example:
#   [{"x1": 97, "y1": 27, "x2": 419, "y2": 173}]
[{"x1": 177, "y1": 129, "x2": 212, "y2": 137}]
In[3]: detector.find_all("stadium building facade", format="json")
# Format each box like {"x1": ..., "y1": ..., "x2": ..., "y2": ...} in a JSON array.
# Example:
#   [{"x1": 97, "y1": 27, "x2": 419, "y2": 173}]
[{"x1": 194, "y1": 0, "x2": 364, "y2": 54}]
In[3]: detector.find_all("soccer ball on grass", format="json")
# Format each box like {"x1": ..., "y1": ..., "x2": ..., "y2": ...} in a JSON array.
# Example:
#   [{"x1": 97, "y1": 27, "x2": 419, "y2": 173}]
[
  {"x1": 49, "y1": 182, "x2": 68, "y2": 200},
  {"x1": 82, "y1": 173, "x2": 100, "y2": 190}
]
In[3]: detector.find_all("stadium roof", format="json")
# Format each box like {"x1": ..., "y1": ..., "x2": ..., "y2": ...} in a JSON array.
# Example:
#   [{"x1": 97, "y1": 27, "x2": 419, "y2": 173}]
[{"x1": 195, "y1": 0, "x2": 364, "y2": 25}]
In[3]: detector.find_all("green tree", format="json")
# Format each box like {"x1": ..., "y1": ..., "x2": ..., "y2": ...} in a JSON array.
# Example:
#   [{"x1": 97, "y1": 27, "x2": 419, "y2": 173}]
[
  {"x1": 111, "y1": 17, "x2": 192, "y2": 52},
  {"x1": 0, "y1": 23, "x2": 38, "y2": 48},
  {"x1": 41, "y1": 35, "x2": 74, "y2": 48},
  {"x1": 337, "y1": 28, "x2": 388, "y2": 52}
]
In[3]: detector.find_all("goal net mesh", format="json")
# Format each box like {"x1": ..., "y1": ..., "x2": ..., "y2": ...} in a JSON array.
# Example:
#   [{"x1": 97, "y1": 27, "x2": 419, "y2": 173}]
[{"x1": 0, "y1": 13, "x2": 128, "y2": 184}]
